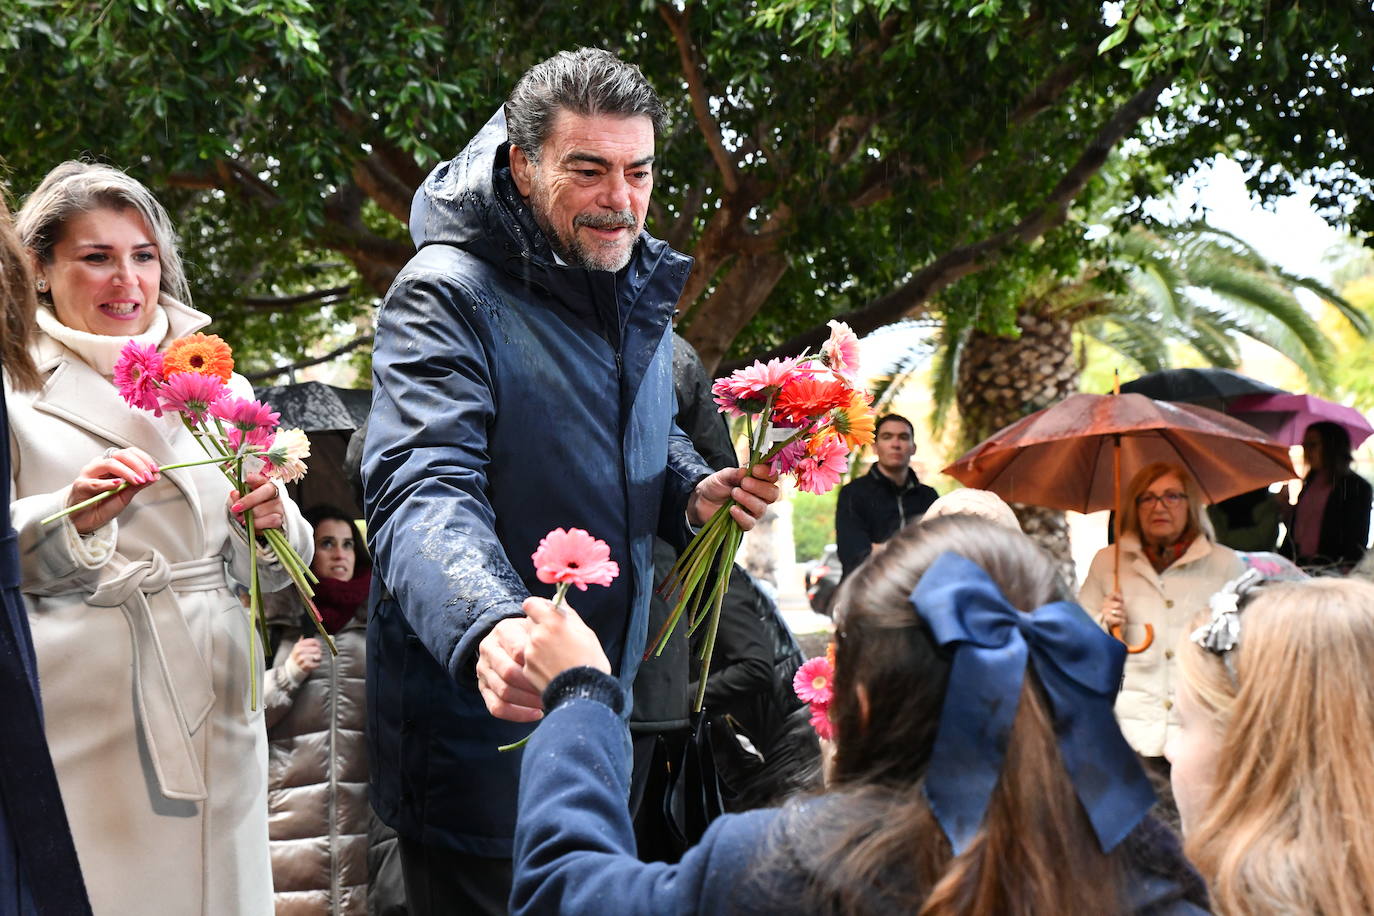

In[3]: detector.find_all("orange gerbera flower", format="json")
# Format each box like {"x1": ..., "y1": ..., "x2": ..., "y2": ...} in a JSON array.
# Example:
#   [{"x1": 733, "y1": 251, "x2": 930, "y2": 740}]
[
  {"x1": 826, "y1": 389, "x2": 876, "y2": 450},
  {"x1": 164, "y1": 333, "x2": 234, "y2": 382}
]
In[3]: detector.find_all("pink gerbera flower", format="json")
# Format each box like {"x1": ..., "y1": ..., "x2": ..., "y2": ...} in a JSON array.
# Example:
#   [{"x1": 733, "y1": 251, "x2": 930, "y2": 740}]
[
  {"x1": 113, "y1": 341, "x2": 165, "y2": 415},
  {"x1": 768, "y1": 437, "x2": 809, "y2": 476},
  {"x1": 532, "y1": 527, "x2": 620, "y2": 591},
  {"x1": 210, "y1": 396, "x2": 280, "y2": 433},
  {"x1": 793, "y1": 655, "x2": 834, "y2": 705},
  {"x1": 820, "y1": 320, "x2": 861, "y2": 382},
  {"x1": 711, "y1": 357, "x2": 803, "y2": 417},
  {"x1": 159, "y1": 371, "x2": 228, "y2": 424},
  {"x1": 793, "y1": 435, "x2": 850, "y2": 495},
  {"x1": 809, "y1": 702, "x2": 835, "y2": 741},
  {"x1": 228, "y1": 425, "x2": 275, "y2": 455}
]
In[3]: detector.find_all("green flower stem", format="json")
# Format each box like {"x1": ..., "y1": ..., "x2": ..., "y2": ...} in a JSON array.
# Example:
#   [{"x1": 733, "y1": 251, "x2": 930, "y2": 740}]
[
  {"x1": 39, "y1": 452, "x2": 272, "y2": 525},
  {"x1": 496, "y1": 580, "x2": 576, "y2": 753},
  {"x1": 246, "y1": 502, "x2": 261, "y2": 711},
  {"x1": 550, "y1": 581, "x2": 571, "y2": 614},
  {"x1": 692, "y1": 525, "x2": 743, "y2": 713}
]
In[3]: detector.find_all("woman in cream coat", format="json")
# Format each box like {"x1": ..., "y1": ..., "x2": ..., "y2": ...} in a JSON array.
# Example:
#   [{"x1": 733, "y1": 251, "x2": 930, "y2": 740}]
[
  {"x1": 1079, "y1": 463, "x2": 1242, "y2": 781},
  {"x1": 8, "y1": 162, "x2": 311, "y2": 915}
]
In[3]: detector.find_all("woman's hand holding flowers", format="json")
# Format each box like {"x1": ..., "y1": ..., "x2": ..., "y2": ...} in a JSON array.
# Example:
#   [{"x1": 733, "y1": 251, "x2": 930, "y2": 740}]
[
  {"x1": 229, "y1": 471, "x2": 285, "y2": 531},
  {"x1": 67, "y1": 447, "x2": 161, "y2": 534}
]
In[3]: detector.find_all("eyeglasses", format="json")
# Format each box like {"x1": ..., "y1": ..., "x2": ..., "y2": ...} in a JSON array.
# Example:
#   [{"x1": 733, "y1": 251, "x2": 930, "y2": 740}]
[{"x1": 1136, "y1": 491, "x2": 1187, "y2": 508}]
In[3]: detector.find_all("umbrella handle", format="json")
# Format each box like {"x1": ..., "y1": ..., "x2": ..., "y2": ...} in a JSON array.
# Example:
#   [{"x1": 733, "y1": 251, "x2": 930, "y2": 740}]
[{"x1": 1111, "y1": 623, "x2": 1154, "y2": 654}]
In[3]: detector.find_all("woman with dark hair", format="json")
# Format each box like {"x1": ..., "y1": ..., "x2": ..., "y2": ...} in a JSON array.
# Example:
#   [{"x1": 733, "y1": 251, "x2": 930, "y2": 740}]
[
  {"x1": 506, "y1": 515, "x2": 1208, "y2": 915},
  {"x1": 263, "y1": 505, "x2": 375, "y2": 914},
  {"x1": 1281, "y1": 420, "x2": 1372, "y2": 570}
]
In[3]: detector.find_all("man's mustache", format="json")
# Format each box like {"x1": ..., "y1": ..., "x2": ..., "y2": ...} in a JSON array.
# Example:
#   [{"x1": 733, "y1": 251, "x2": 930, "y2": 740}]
[{"x1": 575, "y1": 210, "x2": 637, "y2": 230}]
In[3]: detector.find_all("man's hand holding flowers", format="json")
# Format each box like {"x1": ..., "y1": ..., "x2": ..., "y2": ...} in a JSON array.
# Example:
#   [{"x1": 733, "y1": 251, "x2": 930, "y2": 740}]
[{"x1": 687, "y1": 463, "x2": 781, "y2": 531}]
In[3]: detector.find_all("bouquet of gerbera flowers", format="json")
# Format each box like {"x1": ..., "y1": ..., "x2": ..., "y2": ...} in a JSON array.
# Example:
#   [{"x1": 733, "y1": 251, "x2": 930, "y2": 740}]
[
  {"x1": 652, "y1": 321, "x2": 875, "y2": 712},
  {"x1": 43, "y1": 333, "x2": 329, "y2": 707}
]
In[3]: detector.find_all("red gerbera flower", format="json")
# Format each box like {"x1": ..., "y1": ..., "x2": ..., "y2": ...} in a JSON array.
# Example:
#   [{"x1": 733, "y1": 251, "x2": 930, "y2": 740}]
[{"x1": 773, "y1": 375, "x2": 851, "y2": 425}]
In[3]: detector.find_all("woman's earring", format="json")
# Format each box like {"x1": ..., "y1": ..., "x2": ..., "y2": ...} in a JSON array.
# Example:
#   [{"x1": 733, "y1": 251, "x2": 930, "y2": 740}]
[{"x1": 35, "y1": 277, "x2": 48, "y2": 292}]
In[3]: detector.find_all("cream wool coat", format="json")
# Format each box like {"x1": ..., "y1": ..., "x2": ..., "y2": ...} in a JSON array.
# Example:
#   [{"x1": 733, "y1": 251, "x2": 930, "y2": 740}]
[
  {"x1": 6, "y1": 298, "x2": 312, "y2": 916},
  {"x1": 1079, "y1": 532, "x2": 1243, "y2": 757}
]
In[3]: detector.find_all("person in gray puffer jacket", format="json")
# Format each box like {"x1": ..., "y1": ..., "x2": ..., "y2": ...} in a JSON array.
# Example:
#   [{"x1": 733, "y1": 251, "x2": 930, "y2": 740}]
[{"x1": 263, "y1": 506, "x2": 373, "y2": 915}]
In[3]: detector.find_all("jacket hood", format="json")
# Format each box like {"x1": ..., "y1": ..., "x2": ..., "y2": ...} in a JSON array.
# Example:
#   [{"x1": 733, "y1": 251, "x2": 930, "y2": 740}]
[{"x1": 408, "y1": 107, "x2": 692, "y2": 307}]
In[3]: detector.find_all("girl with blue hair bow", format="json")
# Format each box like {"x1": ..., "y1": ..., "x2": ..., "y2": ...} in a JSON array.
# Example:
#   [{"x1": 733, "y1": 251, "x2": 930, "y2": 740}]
[{"x1": 509, "y1": 515, "x2": 1209, "y2": 915}]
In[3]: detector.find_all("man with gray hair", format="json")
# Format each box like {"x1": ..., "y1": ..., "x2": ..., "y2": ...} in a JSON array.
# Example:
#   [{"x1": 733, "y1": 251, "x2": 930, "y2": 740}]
[{"x1": 363, "y1": 48, "x2": 778, "y2": 913}]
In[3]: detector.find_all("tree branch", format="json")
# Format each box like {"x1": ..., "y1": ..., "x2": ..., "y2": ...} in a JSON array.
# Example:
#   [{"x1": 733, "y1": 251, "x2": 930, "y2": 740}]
[
  {"x1": 659, "y1": 2, "x2": 741, "y2": 194},
  {"x1": 242, "y1": 334, "x2": 374, "y2": 383},
  {"x1": 240, "y1": 284, "x2": 353, "y2": 311},
  {"x1": 723, "y1": 73, "x2": 1173, "y2": 372}
]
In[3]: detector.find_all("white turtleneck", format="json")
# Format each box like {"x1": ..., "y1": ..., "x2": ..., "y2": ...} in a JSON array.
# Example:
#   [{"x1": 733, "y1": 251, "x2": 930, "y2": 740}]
[{"x1": 34, "y1": 303, "x2": 169, "y2": 378}]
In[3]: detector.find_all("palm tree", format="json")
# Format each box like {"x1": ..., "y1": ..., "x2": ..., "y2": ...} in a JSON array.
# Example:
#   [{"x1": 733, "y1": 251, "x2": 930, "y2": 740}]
[{"x1": 898, "y1": 222, "x2": 1368, "y2": 575}]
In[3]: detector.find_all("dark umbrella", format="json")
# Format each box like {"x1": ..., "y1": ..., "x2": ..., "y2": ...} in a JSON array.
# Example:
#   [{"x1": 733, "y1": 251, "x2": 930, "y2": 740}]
[
  {"x1": 254, "y1": 381, "x2": 371, "y2": 432},
  {"x1": 1119, "y1": 368, "x2": 1287, "y2": 410},
  {"x1": 255, "y1": 382, "x2": 372, "y2": 519}
]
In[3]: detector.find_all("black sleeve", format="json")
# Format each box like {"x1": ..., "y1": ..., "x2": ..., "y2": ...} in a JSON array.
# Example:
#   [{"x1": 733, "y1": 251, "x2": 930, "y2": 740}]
[{"x1": 835, "y1": 482, "x2": 871, "y2": 577}]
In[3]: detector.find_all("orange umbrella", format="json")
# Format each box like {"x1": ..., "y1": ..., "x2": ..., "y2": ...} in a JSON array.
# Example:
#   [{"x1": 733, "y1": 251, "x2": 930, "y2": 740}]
[{"x1": 944, "y1": 392, "x2": 1295, "y2": 651}]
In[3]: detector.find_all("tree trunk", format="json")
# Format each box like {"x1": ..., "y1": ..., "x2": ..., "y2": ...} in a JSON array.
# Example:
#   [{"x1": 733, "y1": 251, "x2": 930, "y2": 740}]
[{"x1": 955, "y1": 302, "x2": 1081, "y2": 582}]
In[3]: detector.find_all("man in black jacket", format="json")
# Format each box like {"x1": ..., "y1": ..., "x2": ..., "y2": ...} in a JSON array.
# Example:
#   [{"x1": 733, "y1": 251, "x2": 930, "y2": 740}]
[{"x1": 835, "y1": 413, "x2": 938, "y2": 578}]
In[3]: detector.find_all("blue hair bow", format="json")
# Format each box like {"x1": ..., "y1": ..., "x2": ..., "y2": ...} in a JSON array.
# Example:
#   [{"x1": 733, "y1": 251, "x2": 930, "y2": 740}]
[{"x1": 911, "y1": 551, "x2": 1154, "y2": 855}]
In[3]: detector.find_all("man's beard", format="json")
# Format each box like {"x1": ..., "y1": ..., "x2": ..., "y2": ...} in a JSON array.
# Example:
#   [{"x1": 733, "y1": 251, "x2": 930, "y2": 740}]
[{"x1": 528, "y1": 181, "x2": 638, "y2": 272}]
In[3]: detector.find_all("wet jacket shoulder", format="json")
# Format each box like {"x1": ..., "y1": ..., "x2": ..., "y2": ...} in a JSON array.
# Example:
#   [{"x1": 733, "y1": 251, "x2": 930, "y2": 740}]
[{"x1": 363, "y1": 107, "x2": 710, "y2": 855}]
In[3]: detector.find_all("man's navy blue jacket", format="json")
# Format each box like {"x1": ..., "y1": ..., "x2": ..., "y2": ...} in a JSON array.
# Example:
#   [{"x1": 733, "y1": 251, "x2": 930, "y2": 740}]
[{"x1": 362, "y1": 108, "x2": 712, "y2": 856}]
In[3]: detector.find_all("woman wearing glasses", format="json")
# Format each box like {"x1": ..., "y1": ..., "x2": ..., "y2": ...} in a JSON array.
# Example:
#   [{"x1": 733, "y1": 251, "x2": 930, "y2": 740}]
[{"x1": 1079, "y1": 462, "x2": 1243, "y2": 816}]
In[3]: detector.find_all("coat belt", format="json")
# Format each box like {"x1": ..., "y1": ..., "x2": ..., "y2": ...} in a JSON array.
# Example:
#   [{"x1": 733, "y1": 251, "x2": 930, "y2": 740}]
[{"x1": 87, "y1": 554, "x2": 221, "y2": 801}]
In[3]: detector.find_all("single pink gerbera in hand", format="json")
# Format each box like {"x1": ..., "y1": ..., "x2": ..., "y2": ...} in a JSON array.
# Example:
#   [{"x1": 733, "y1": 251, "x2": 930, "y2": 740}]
[
  {"x1": 820, "y1": 320, "x2": 861, "y2": 382},
  {"x1": 159, "y1": 371, "x2": 228, "y2": 424},
  {"x1": 113, "y1": 341, "x2": 165, "y2": 415},
  {"x1": 793, "y1": 435, "x2": 850, "y2": 495},
  {"x1": 211, "y1": 396, "x2": 280, "y2": 434},
  {"x1": 793, "y1": 655, "x2": 834, "y2": 705},
  {"x1": 532, "y1": 527, "x2": 620, "y2": 591}
]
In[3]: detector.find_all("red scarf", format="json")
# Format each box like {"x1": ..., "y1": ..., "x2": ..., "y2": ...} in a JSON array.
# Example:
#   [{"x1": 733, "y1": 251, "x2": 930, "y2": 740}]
[
  {"x1": 1142, "y1": 534, "x2": 1195, "y2": 574},
  {"x1": 313, "y1": 572, "x2": 371, "y2": 634}
]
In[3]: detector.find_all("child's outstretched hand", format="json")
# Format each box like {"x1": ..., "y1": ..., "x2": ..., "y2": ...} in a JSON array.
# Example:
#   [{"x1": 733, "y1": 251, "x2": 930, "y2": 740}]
[{"x1": 520, "y1": 595, "x2": 611, "y2": 693}]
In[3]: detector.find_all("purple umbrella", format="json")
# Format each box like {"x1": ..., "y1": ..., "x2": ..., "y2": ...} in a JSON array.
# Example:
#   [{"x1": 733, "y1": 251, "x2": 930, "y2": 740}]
[{"x1": 1226, "y1": 393, "x2": 1374, "y2": 448}]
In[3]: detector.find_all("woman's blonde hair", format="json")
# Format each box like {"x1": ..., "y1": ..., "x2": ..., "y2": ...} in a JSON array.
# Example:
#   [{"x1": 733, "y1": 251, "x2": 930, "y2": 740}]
[
  {"x1": 1178, "y1": 577, "x2": 1374, "y2": 914},
  {"x1": 1118, "y1": 461, "x2": 1214, "y2": 544},
  {"x1": 1, "y1": 189, "x2": 41, "y2": 390},
  {"x1": 16, "y1": 161, "x2": 190, "y2": 306}
]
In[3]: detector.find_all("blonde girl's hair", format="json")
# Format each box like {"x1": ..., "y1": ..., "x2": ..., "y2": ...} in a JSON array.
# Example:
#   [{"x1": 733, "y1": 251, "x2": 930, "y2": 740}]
[
  {"x1": 1179, "y1": 577, "x2": 1374, "y2": 914},
  {"x1": 1118, "y1": 461, "x2": 1215, "y2": 544},
  {"x1": 1, "y1": 190, "x2": 42, "y2": 390},
  {"x1": 16, "y1": 161, "x2": 190, "y2": 306}
]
